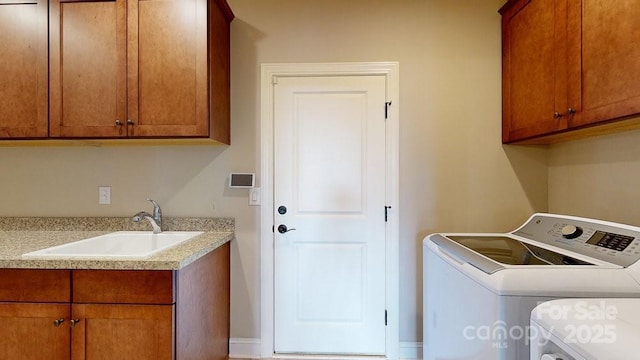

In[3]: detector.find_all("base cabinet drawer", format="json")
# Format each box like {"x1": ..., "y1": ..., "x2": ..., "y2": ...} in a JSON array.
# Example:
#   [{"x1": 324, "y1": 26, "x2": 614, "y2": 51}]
[{"x1": 0, "y1": 269, "x2": 70, "y2": 302}]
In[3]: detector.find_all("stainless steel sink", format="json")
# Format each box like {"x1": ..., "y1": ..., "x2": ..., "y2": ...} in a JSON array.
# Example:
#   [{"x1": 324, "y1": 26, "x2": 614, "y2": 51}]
[{"x1": 22, "y1": 231, "x2": 204, "y2": 259}]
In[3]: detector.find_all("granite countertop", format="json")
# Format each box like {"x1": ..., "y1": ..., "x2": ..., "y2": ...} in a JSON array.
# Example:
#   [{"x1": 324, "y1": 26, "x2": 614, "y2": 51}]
[{"x1": 0, "y1": 217, "x2": 234, "y2": 270}]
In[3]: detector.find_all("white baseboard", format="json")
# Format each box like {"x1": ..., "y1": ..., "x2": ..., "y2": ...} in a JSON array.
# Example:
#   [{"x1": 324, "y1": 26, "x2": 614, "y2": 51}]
[
  {"x1": 398, "y1": 342, "x2": 423, "y2": 360},
  {"x1": 229, "y1": 339, "x2": 423, "y2": 360},
  {"x1": 230, "y1": 338, "x2": 261, "y2": 359}
]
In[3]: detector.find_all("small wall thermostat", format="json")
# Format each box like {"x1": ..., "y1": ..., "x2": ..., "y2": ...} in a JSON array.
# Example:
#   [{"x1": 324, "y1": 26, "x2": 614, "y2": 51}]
[{"x1": 229, "y1": 173, "x2": 255, "y2": 188}]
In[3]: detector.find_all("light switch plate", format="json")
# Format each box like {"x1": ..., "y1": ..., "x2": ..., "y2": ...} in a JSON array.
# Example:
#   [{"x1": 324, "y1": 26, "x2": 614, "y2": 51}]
[
  {"x1": 249, "y1": 188, "x2": 260, "y2": 206},
  {"x1": 99, "y1": 186, "x2": 111, "y2": 205}
]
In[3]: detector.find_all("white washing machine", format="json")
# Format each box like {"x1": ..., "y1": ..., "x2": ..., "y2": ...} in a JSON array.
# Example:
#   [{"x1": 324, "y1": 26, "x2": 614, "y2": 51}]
[
  {"x1": 531, "y1": 298, "x2": 640, "y2": 360},
  {"x1": 423, "y1": 213, "x2": 640, "y2": 360}
]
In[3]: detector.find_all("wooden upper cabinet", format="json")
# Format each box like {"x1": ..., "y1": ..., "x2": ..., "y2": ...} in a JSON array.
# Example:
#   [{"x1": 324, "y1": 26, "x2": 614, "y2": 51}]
[
  {"x1": 569, "y1": 0, "x2": 640, "y2": 128},
  {"x1": 501, "y1": 0, "x2": 640, "y2": 143},
  {"x1": 208, "y1": 0, "x2": 233, "y2": 144},
  {"x1": 49, "y1": 0, "x2": 233, "y2": 141},
  {"x1": 128, "y1": 0, "x2": 208, "y2": 137},
  {"x1": 49, "y1": 0, "x2": 127, "y2": 137},
  {"x1": 0, "y1": 0, "x2": 48, "y2": 138},
  {"x1": 500, "y1": 0, "x2": 568, "y2": 142}
]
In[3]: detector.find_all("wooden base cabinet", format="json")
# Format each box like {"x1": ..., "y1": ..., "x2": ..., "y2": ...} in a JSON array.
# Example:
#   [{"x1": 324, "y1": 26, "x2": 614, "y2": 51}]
[
  {"x1": 0, "y1": 243, "x2": 230, "y2": 359},
  {"x1": 501, "y1": 0, "x2": 640, "y2": 144},
  {"x1": 0, "y1": 303, "x2": 70, "y2": 359},
  {"x1": 71, "y1": 304, "x2": 174, "y2": 360},
  {"x1": 0, "y1": 269, "x2": 70, "y2": 359}
]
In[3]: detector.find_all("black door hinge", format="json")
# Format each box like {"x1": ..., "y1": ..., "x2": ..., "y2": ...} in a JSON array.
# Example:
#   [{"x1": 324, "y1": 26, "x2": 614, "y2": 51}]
[
  {"x1": 385, "y1": 101, "x2": 392, "y2": 119},
  {"x1": 385, "y1": 206, "x2": 391, "y2": 222},
  {"x1": 385, "y1": 310, "x2": 388, "y2": 326}
]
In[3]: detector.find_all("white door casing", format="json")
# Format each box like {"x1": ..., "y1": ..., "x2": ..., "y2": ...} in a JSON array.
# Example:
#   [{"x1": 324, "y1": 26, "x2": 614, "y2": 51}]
[
  {"x1": 274, "y1": 75, "x2": 386, "y2": 355},
  {"x1": 260, "y1": 62, "x2": 399, "y2": 359}
]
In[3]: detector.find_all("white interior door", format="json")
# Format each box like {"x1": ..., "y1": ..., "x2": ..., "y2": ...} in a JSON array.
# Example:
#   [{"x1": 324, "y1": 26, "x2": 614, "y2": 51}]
[{"x1": 273, "y1": 75, "x2": 387, "y2": 355}]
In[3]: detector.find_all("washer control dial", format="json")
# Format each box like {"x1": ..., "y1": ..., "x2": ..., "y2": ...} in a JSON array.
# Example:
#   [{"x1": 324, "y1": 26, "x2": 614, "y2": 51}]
[{"x1": 561, "y1": 225, "x2": 583, "y2": 239}]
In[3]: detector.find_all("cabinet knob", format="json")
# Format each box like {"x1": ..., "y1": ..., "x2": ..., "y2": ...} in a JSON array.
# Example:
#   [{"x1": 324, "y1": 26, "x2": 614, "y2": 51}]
[
  {"x1": 567, "y1": 108, "x2": 576, "y2": 115},
  {"x1": 553, "y1": 112, "x2": 564, "y2": 119},
  {"x1": 53, "y1": 318, "x2": 65, "y2": 327},
  {"x1": 126, "y1": 119, "x2": 135, "y2": 125},
  {"x1": 70, "y1": 319, "x2": 81, "y2": 327},
  {"x1": 115, "y1": 119, "x2": 123, "y2": 126}
]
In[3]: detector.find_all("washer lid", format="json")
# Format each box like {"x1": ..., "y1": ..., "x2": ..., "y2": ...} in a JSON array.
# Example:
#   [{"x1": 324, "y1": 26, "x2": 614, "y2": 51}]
[{"x1": 446, "y1": 235, "x2": 595, "y2": 266}]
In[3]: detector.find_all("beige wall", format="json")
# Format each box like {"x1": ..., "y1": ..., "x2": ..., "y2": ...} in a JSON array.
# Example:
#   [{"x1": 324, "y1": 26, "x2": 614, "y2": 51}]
[
  {"x1": 228, "y1": 0, "x2": 547, "y2": 341},
  {"x1": 549, "y1": 128, "x2": 640, "y2": 226},
  {"x1": 0, "y1": 0, "x2": 548, "y2": 344}
]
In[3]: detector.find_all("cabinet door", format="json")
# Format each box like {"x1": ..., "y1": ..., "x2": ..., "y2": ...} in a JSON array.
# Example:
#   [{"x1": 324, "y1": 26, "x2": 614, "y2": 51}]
[
  {"x1": 501, "y1": 0, "x2": 568, "y2": 142},
  {"x1": 127, "y1": 0, "x2": 208, "y2": 137},
  {"x1": 568, "y1": 0, "x2": 640, "y2": 128},
  {"x1": 0, "y1": 0, "x2": 48, "y2": 138},
  {"x1": 71, "y1": 304, "x2": 174, "y2": 360},
  {"x1": 0, "y1": 303, "x2": 70, "y2": 359},
  {"x1": 49, "y1": 0, "x2": 127, "y2": 137}
]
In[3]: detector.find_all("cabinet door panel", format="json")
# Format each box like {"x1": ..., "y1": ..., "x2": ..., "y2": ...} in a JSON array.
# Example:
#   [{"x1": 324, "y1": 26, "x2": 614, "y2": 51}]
[
  {"x1": 127, "y1": 0, "x2": 208, "y2": 137},
  {"x1": 570, "y1": 0, "x2": 640, "y2": 127},
  {"x1": 72, "y1": 304, "x2": 174, "y2": 360},
  {"x1": 501, "y1": 0, "x2": 568, "y2": 142},
  {"x1": 0, "y1": 303, "x2": 70, "y2": 359},
  {"x1": 49, "y1": 0, "x2": 127, "y2": 137},
  {"x1": 0, "y1": 0, "x2": 47, "y2": 138}
]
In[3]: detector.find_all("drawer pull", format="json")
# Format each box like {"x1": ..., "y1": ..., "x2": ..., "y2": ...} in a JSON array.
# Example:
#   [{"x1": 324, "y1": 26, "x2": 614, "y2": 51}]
[
  {"x1": 53, "y1": 318, "x2": 65, "y2": 327},
  {"x1": 70, "y1": 319, "x2": 81, "y2": 327}
]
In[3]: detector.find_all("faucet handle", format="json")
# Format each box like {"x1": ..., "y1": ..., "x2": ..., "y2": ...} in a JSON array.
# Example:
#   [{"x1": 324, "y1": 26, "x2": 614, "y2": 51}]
[{"x1": 146, "y1": 198, "x2": 162, "y2": 218}]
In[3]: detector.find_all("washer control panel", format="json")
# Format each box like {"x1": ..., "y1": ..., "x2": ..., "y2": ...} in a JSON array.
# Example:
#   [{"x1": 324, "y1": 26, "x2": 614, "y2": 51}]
[
  {"x1": 512, "y1": 214, "x2": 640, "y2": 267},
  {"x1": 586, "y1": 231, "x2": 635, "y2": 252}
]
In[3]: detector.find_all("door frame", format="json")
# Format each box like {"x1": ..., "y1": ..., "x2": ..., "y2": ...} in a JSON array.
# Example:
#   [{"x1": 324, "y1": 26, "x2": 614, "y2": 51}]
[{"x1": 260, "y1": 62, "x2": 400, "y2": 360}]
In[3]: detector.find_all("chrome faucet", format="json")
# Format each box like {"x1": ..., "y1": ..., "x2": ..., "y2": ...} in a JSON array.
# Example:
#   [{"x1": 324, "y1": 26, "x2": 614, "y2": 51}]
[{"x1": 132, "y1": 199, "x2": 162, "y2": 233}]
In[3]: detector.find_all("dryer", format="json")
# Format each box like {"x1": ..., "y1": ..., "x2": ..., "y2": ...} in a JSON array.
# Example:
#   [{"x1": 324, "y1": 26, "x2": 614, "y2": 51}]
[
  {"x1": 530, "y1": 298, "x2": 640, "y2": 360},
  {"x1": 423, "y1": 213, "x2": 640, "y2": 360}
]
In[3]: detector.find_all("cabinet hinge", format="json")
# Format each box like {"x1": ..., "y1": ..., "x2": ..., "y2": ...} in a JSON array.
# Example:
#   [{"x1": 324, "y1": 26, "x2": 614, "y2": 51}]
[
  {"x1": 385, "y1": 310, "x2": 388, "y2": 326},
  {"x1": 272, "y1": 76, "x2": 278, "y2": 85},
  {"x1": 385, "y1": 206, "x2": 391, "y2": 222},
  {"x1": 385, "y1": 101, "x2": 392, "y2": 119}
]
